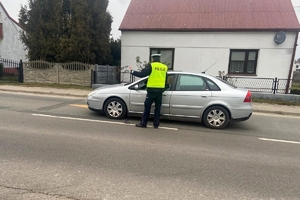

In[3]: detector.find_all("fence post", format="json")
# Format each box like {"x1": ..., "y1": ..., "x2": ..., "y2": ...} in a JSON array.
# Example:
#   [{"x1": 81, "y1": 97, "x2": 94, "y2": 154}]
[
  {"x1": 106, "y1": 65, "x2": 108, "y2": 84},
  {"x1": 117, "y1": 66, "x2": 121, "y2": 83},
  {"x1": 18, "y1": 59, "x2": 24, "y2": 83},
  {"x1": 55, "y1": 64, "x2": 60, "y2": 84},
  {"x1": 272, "y1": 77, "x2": 278, "y2": 94},
  {"x1": 130, "y1": 73, "x2": 132, "y2": 83},
  {"x1": 90, "y1": 68, "x2": 95, "y2": 87},
  {"x1": 0, "y1": 64, "x2": 3, "y2": 78}
]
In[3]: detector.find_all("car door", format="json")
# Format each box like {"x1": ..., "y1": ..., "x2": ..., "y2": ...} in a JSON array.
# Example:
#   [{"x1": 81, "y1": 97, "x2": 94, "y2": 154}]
[
  {"x1": 128, "y1": 78, "x2": 148, "y2": 113},
  {"x1": 128, "y1": 75, "x2": 174, "y2": 115},
  {"x1": 160, "y1": 74, "x2": 176, "y2": 117},
  {"x1": 169, "y1": 74, "x2": 212, "y2": 118}
]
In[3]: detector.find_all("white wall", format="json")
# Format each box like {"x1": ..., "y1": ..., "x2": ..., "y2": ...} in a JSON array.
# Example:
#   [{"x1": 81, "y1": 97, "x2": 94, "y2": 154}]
[
  {"x1": 121, "y1": 31, "x2": 296, "y2": 79},
  {"x1": 0, "y1": 8, "x2": 27, "y2": 61}
]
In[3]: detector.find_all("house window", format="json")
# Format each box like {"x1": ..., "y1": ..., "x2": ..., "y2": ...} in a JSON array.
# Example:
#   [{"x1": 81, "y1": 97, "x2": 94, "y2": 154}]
[
  {"x1": 150, "y1": 48, "x2": 174, "y2": 70},
  {"x1": 228, "y1": 50, "x2": 258, "y2": 75}
]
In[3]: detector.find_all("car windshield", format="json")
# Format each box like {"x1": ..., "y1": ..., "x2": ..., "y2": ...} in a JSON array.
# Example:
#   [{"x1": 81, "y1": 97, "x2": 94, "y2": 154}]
[{"x1": 216, "y1": 77, "x2": 237, "y2": 88}]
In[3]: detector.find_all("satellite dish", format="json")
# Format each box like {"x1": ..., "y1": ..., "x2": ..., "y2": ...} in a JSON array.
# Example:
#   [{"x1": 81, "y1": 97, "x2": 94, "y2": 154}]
[{"x1": 274, "y1": 31, "x2": 286, "y2": 45}]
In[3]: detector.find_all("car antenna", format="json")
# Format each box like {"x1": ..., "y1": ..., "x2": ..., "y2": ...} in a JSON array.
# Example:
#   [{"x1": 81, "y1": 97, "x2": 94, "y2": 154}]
[{"x1": 202, "y1": 62, "x2": 217, "y2": 74}]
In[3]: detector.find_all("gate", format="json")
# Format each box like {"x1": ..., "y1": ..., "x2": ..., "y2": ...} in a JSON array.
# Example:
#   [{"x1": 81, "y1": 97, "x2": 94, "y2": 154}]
[
  {"x1": 92, "y1": 65, "x2": 120, "y2": 84},
  {"x1": 0, "y1": 58, "x2": 23, "y2": 83}
]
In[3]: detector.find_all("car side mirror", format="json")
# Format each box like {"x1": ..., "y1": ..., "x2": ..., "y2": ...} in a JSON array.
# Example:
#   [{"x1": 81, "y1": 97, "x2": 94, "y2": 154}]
[{"x1": 134, "y1": 85, "x2": 139, "y2": 90}]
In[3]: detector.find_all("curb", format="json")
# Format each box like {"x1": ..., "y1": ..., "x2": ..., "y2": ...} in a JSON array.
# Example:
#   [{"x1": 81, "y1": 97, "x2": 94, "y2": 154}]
[{"x1": 0, "y1": 88, "x2": 88, "y2": 98}]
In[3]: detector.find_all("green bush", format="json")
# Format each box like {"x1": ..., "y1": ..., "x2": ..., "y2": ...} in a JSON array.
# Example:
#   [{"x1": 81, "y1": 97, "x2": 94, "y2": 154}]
[
  {"x1": 291, "y1": 82, "x2": 300, "y2": 95},
  {"x1": 291, "y1": 88, "x2": 300, "y2": 95}
]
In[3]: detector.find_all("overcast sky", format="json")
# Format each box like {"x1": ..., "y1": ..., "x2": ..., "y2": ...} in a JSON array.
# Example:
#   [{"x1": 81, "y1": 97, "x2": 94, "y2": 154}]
[{"x1": 0, "y1": 0, "x2": 131, "y2": 39}]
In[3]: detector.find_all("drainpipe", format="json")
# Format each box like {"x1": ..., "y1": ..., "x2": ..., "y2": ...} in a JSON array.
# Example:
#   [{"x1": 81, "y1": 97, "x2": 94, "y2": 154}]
[{"x1": 286, "y1": 32, "x2": 299, "y2": 94}]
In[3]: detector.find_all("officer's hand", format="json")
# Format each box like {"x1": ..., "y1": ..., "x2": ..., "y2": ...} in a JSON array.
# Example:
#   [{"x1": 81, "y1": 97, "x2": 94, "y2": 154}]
[{"x1": 128, "y1": 66, "x2": 133, "y2": 71}]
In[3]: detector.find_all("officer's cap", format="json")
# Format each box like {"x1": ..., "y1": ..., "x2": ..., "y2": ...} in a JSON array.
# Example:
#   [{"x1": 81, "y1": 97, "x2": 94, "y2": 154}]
[{"x1": 151, "y1": 54, "x2": 161, "y2": 58}]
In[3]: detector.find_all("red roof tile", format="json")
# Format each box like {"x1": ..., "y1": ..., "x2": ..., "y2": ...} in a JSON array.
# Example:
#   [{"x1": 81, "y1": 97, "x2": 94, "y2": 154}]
[{"x1": 119, "y1": 0, "x2": 300, "y2": 31}]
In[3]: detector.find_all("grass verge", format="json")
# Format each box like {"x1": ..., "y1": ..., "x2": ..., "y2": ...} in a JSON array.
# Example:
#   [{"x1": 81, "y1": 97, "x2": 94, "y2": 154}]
[{"x1": 253, "y1": 98, "x2": 300, "y2": 106}]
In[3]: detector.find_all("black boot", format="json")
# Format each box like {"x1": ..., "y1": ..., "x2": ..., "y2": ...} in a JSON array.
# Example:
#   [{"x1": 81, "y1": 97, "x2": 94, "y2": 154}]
[{"x1": 135, "y1": 123, "x2": 147, "y2": 128}]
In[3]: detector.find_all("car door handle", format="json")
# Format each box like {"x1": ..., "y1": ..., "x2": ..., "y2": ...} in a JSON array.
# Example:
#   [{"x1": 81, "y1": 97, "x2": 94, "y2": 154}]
[
  {"x1": 163, "y1": 94, "x2": 168, "y2": 96},
  {"x1": 201, "y1": 95, "x2": 207, "y2": 98}
]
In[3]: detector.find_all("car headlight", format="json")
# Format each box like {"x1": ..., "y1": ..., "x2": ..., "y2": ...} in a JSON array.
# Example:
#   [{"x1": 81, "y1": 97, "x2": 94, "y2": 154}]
[{"x1": 88, "y1": 91, "x2": 97, "y2": 97}]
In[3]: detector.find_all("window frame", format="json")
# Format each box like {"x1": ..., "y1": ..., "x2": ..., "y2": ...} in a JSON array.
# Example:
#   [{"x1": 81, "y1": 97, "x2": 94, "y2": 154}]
[
  {"x1": 150, "y1": 48, "x2": 175, "y2": 70},
  {"x1": 228, "y1": 49, "x2": 259, "y2": 76}
]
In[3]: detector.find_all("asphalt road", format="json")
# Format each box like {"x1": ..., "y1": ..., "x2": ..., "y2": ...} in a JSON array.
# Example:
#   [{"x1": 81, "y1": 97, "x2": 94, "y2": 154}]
[{"x1": 0, "y1": 92, "x2": 300, "y2": 200}]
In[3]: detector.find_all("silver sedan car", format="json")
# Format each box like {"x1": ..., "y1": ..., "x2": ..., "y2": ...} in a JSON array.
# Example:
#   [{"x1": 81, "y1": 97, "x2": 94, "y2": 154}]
[{"x1": 87, "y1": 71, "x2": 252, "y2": 129}]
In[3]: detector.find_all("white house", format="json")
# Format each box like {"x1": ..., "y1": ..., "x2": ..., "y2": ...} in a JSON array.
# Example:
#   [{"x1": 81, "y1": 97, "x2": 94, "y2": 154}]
[
  {"x1": 0, "y1": 2, "x2": 27, "y2": 61},
  {"x1": 119, "y1": 0, "x2": 300, "y2": 82}
]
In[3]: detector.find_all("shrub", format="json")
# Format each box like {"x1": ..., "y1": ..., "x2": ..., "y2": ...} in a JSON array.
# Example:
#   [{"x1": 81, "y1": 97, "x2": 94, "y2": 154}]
[{"x1": 291, "y1": 89, "x2": 300, "y2": 95}]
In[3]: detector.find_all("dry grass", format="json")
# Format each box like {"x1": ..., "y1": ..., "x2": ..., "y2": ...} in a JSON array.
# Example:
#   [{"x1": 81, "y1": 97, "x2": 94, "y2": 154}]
[{"x1": 252, "y1": 98, "x2": 300, "y2": 106}]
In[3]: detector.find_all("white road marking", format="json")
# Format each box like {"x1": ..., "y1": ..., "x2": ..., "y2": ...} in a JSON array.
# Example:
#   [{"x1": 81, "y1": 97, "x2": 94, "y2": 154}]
[
  {"x1": 259, "y1": 138, "x2": 300, "y2": 145},
  {"x1": 32, "y1": 114, "x2": 178, "y2": 131}
]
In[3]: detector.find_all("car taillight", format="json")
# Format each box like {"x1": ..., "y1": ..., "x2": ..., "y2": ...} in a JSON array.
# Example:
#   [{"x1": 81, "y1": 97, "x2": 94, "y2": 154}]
[{"x1": 244, "y1": 91, "x2": 252, "y2": 102}]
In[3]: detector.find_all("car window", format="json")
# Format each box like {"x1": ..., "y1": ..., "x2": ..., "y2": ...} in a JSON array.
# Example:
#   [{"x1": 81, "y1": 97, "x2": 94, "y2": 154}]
[
  {"x1": 175, "y1": 75, "x2": 208, "y2": 91},
  {"x1": 131, "y1": 74, "x2": 174, "y2": 91},
  {"x1": 204, "y1": 78, "x2": 221, "y2": 91},
  {"x1": 130, "y1": 78, "x2": 148, "y2": 90}
]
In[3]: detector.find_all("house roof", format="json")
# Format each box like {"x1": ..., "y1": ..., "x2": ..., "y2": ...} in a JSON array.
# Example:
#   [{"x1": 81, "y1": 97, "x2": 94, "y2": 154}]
[
  {"x1": 0, "y1": 1, "x2": 23, "y2": 29},
  {"x1": 119, "y1": 0, "x2": 300, "y2": 32}
]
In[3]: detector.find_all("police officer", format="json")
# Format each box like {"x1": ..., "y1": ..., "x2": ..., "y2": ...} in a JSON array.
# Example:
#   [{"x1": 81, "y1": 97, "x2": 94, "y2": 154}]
[{"x1": 129, "y1": 54, "x2": 168, "y2": 129}]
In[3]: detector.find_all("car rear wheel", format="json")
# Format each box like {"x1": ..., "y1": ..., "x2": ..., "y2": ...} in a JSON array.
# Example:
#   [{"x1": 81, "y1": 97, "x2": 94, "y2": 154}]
[
  {"x1": 103, "y1": 98, "x2": 127, "y2": 119},
  {"x1": 203, "y1": 106, "x2": 230, "y2": 129}
]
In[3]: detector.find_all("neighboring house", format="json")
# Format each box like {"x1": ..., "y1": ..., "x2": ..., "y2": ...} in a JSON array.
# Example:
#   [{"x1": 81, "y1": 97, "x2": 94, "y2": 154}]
[
  {"x1": 119, "y1": 0, "x2": 300, "y2": 81},
  {"x1": 0, "y1": 1, "x2": 27, "y2": 62}
]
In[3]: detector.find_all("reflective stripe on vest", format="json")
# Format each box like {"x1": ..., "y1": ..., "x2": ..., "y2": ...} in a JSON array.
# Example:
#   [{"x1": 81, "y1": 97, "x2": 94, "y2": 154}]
[{"x1": 147, "y1": 62, "x2": 168, "y2": 88}]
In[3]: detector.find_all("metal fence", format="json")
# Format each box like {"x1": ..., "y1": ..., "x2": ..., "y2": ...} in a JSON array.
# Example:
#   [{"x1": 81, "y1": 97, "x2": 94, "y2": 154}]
[
  {"x1": 111, "y1": 71, "x2": 298, "y2": 94},
  {"x1": 0, "y1": 58, "x2": 23, "y2": 82},
  {"x1": 226, "y1": 77, "x2": 293, "y2": 94}
]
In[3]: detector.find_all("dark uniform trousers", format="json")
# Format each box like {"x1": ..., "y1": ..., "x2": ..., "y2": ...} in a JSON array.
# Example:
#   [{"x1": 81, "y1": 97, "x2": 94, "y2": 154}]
[{"x1": 140, "y1": 92, "x2": 163, "y2": 127}]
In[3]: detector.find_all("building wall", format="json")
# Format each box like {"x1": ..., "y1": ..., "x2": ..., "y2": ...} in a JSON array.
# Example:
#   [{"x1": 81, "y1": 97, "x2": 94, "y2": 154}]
[
  {"x1": 0, "y1": 8, "x2": 27, "y2": 61},
  {"x1": 121, "y1": 31, "x2": 296, "y2": 79}
]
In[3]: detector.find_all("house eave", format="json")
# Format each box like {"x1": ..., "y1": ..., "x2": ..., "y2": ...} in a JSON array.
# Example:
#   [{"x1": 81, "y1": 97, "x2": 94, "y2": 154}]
[
  {"x1": 119, "y1": 28, "x2": 300, "y2": 33},
  {"x1": 0, "y1": 2, "x2": 24, "y2": 30}
]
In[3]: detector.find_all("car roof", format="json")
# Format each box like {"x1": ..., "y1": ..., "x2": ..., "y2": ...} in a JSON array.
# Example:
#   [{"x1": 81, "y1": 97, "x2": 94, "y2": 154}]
[{"x1": 167, "y1": 71, "x2": 215, "y2": 79}]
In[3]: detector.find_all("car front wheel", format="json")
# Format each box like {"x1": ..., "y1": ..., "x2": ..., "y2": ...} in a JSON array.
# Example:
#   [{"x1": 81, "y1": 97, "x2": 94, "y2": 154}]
[
  {"x1": 103, "y1": 98, "x2": 127, "y2": 119},
  {"x1": 203, "y1": 106, "x2": 230, "y2": 129}
]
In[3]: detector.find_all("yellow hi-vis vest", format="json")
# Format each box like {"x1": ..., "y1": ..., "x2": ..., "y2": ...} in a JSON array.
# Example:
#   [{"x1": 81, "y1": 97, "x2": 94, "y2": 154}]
[{"x1": 147, "y1": 62, "x2": 168, "y2": 88}]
